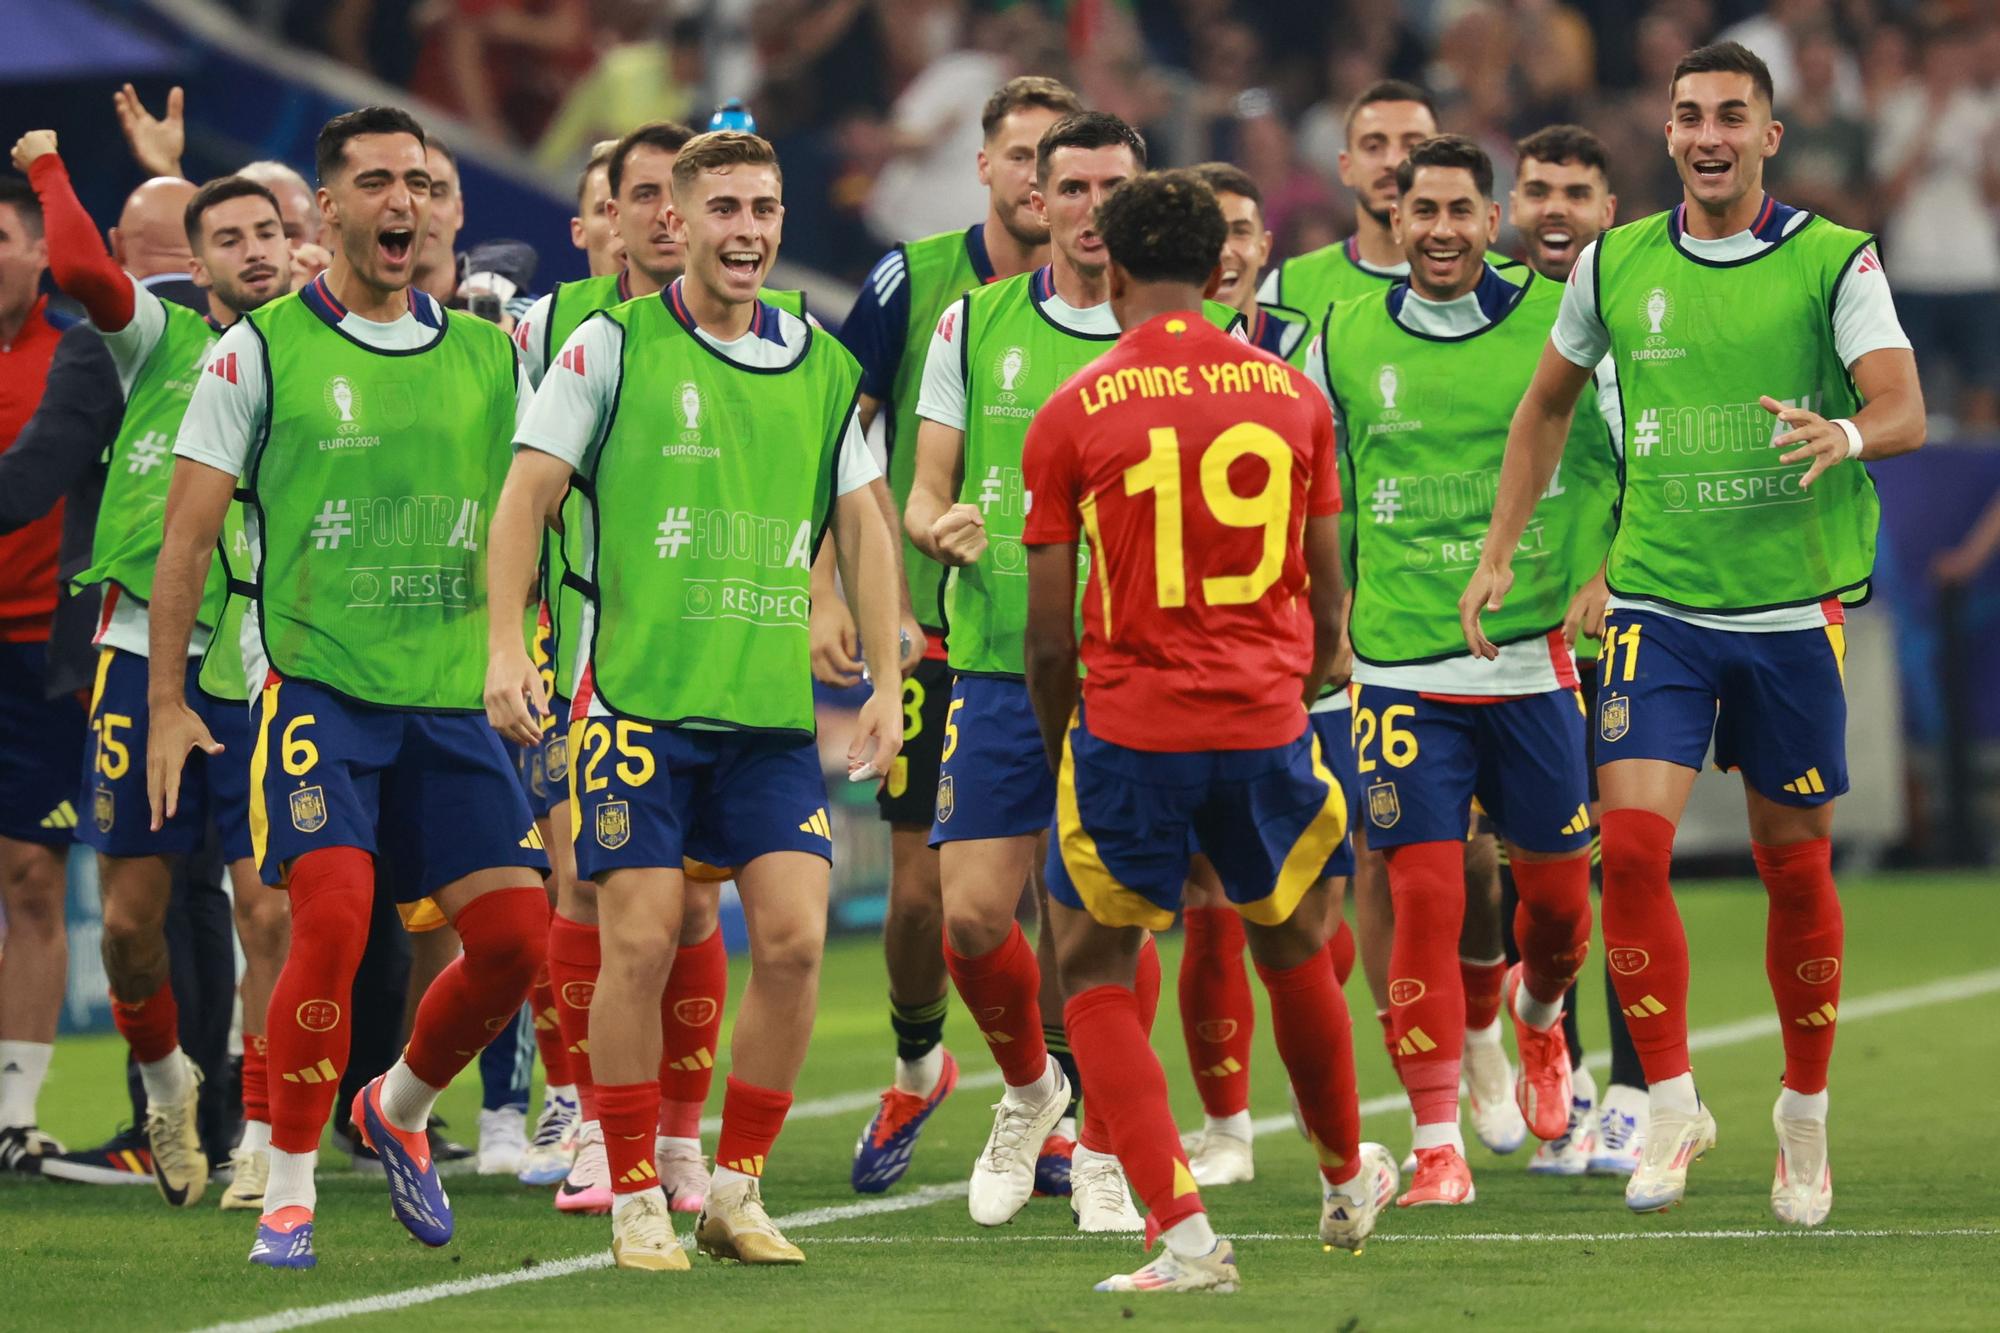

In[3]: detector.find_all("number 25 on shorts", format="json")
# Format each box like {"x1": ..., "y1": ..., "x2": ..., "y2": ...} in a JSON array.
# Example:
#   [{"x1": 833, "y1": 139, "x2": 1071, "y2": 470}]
[
  {"x1": 1353, "y1": 703, "x2": 1418, "y2": 773},
  {"x1": 578, "y1": 719, "x2": 657, "y2": 792}
]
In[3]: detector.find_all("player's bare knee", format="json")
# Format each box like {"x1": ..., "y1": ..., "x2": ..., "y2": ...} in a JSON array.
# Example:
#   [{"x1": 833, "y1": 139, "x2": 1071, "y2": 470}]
[
  {"x1": 941, "y1": 905, "x2": 1010, "y2": 959},
  {"x1": 1243, "y1": 913, "x2": 1324, "y2": 972}
]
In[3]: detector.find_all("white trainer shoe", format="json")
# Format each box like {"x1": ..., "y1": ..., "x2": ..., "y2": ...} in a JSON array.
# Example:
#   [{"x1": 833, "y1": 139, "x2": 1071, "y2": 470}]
[
  {"x1": 518, "y1": 1090, "x2": 580, "y2": 1186},
  {"x1": 1320, "y1": 1143, "x2": 1396, "y2": 1250},
  {"x1": 1590, "y1": 1083, "x2": 1646, "y2": 1176},
  {"x1": 476, "y1": 1107, "x2": 528, "y2": 1176},
  {"x1": 611, "y1": 1190, "x2": 690, "y2": 1271},
  {"x1": 656, "y1": 1139, "x2": 709, "y2": 1214},
  {"x1": 1185, "y1": 1128, "x2": 1254, "y2": 1187},
  {"x1": 1070, "y1": 1149, "x2": 1143, "y2": 1232},
  {"x1": 1095, "y1": 1238, "x2": 1239, "y2": 1293},
  {"x1": 1529, "y1": 1067, "x2": 1597, "y2": 1177},
  {"x1": 968, "y1": 1059, "x2": 1069, "y2": 1226},
  {"x1": 143, "y1": 1054, "x2": 208, "y2": 1207},
  {"x1": 1624, "y1": 1102, "x2": 1717, "y2": 1213},
  {"x1": 1770, "y1": 1099, "x2": 1832, "y2": 1227},
  {"x1": 218, "y1": 1143, "x2": 268, "y2": 1211},
  {"x1": 1463, "y1": 1031, "x2": 1527, "y2": 1154}
]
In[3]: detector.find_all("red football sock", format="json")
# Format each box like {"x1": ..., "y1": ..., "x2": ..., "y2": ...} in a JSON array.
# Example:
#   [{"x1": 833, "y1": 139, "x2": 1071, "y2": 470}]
[
  {"x1": 1384, "y1": 840, "x2": 1466, "y2": 1126},
  {"x1": 1177, "y1": 908, "x2": 1253, "y2": 1118},
  {"x1": 403, "y1": 887, "x2": 548, "y2": 1090},
  {"x1": 1459, "y1": 955, "x2": 1506, "y2": 1030},
  {"x1": 943, "y1": 923, "x2": 1047, "y2": 1087},
  {"x1": 111, "y1": 978, "x2": 179, "y2": 1065},
  {"x1": 1511, "y1": 855, "x2": 1593, "y2": 1004},
  {"x1": 547, "y1": 913, "x2": 601, "y2": 1120},
  {"x1": 715, "y1": 1075, "x2": 792, "y2": 1176},
  {"x1": 242, "y1": 1033, "x2": 270, "y2": 1125},
  {"x1": 1328, "y1": 916, "x2": 1357, "y2": 987},
  {"x1": 1376, "y1": 1007, "x2": 1398, "y2": 1072},
  {"x1": 658, "y1": 927, "x2": 727, "y2": 1138},
  {"x1": 266, "y1": 846, "x2": 372, "y2": 1154},
  {"x1": 1600, "y1": 808, "x2": 1691, "y2": 1084},
  {"x1": 1079, "y1": 933, "x2": 1167, "y2": 1156},
  {"x1": 598, "y1": 1080, "x2": 660, "y2": 1194},
  {"x1": 529, "y1": 964, "x2": 574, "y2": 1088},
  {"x1": 1754, "y1": 837, "x2": 1843, "y2": 1095},
  {"x1": 1257, "y1": 950, "x2": 1361, "y2": 1187},
  {"x1": 1066, "y1": 984, "x2": 1204, "y2": 1232}
]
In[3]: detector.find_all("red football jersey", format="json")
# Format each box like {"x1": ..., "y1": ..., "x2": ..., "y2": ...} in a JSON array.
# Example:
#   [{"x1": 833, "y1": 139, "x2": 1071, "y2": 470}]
[{"x1": 1022, "y1": 312, "x2": 1340, "y2": 752}]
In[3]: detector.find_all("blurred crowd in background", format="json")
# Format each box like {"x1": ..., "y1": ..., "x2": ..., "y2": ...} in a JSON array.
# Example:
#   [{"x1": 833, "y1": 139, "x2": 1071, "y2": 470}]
[{"x1": 226, "y1": 0, "x2": 2000, "y2": 432}]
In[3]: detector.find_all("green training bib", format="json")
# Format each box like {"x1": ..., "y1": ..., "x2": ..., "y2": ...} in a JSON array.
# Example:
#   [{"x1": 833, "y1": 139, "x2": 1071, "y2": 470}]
[
  {"x1": 243, "y1": 295, "x2": 518, "y2": 710},
  {"x1": 578, "y1": 295, "x2": 858, "y2": 735},
  {"x1": 1596, "y1": 209, "x2": 1879, "y2": 612}
]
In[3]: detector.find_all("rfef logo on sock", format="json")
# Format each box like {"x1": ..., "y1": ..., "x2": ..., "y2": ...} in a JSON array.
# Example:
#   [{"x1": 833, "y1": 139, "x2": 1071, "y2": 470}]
[
  {"x1": 1388, "y1": 978, "x2": 1426, "y2": 1005},
  {"x1": 1608, "y1": 947, "x2": 1650, "y2": 975},
  {"x1": 1795, "y1": 957, "x2": 1840, "y2": 985}
]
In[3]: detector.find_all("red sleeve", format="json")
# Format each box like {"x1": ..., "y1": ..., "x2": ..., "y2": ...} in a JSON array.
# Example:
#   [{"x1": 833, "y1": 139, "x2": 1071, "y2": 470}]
[
  {"x1": 1021, "y1": 398, "x2": 1082, "y2": 545},
  {"x1": 1305, "y1": 393, "x2": 1341, "y2": 517},
  {"x1": 27, "y1": 155, "x2": 135, "y2": 332}
]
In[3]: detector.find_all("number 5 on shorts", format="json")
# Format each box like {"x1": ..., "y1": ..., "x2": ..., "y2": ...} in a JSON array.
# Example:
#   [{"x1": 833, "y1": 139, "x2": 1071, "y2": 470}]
[{"x1": 941, "y1": 696, "x2": 964, "y2": 763}]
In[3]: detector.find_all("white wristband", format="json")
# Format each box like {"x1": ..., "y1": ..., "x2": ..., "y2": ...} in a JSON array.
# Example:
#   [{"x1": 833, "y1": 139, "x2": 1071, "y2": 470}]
[{"x1": 1832, "y1": 417, "x2": 1864, "y2": 460}]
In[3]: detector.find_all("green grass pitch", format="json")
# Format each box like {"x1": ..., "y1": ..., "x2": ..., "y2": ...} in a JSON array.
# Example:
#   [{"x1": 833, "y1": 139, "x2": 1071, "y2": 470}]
[{"x1": 5, "y1": 871, "x2": 1997, "y2": 1330}]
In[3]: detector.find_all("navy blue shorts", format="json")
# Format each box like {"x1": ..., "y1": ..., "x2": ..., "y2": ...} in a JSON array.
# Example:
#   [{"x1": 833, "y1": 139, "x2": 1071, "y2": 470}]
[
  {"x1": 1594, "y1": 606, "x2": 1848, "y2": 805},
  {"x1": 568, "y1": 717, "x2": 832, "y2": 881},
  {"x1": 1308, "y1": 699, "x2": 1359, "y2": 879},
  {"x1": 0, "y1": 640, "x2": 86, "y2": 845},
  {"x1": 1350, "y1": 683, "x2": 1591, "y2": 855},
  {"x1": 1046, "y1": 706, "x2": 1348, "y2": 931},
  {"x1": 930, "y1": 675, "x2": 1055, "y2": 846},
  {"x1": 250, "y1": 674, "x2": 547, "y2": 897},
  {"x1": 81, "y1": 648, "x2": 253, "y2": 861},
  {"x1": 544, "y1": 693, "x2": 572, "y2": 819}
]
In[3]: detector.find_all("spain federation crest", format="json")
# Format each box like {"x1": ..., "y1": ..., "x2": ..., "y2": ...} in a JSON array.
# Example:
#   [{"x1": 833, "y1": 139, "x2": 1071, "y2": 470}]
[
  {"x1": 1600, "y1": 693, "x2": 1631, "y2": 744},
  {"x1": 935, "y1": 775, "x2": 955, "y2": 823},
  {"x1": 545, "y1": 732, "x2": 569, "y2": 783},
  {"x1": 595, "y1": 799, "x2": 631, "y2": 849},
  {"x1": 289, "y1": 785, "x2": 328, "y2": 834},
  {"x1": 1367, "y1": 780, "x2": 1400, "y2": 830},
  {"x1": 94, "y1": 784, "x2": 115, "y2": 833}
]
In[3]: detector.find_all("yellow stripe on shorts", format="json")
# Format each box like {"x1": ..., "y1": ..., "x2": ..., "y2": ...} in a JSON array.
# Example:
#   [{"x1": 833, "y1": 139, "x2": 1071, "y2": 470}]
[
  {"x1": 1056, "y1": 721, "x2": 1175, "y2": 932},
  {"x1": 248, "y1": 680, "x2": 278, "y2": 871},
  {"x1": 1236, "y1": 730, "x2": 1347, "y2": 927}
]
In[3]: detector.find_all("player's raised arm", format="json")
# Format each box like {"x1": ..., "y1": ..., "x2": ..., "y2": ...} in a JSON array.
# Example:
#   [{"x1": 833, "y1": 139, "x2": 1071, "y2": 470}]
[
  {"x1": 905, "y1": 299, "x2": 982, "y2": 565},
  {"x1": 1460, "y1": 341, "x2": 1594, "y2": 658},
  {"x1": 1766, "y1": 345, "x2": 1924, "y2": 488}
]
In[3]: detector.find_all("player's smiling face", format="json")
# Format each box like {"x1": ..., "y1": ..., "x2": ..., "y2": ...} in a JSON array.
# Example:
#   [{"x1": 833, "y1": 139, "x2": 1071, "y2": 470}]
[
  {"x1": 668, "y1": 163, "x2": 784, "y2": 307},
  {"x1": 980, "y1": 106, "x2": 1064, "y2": 247},
  {"x1": 191, "y1": 195, "x2": 291, "y2": 316},
  {"x1": 1666, "y1": 71, "x2": 1781, "y2": 214},
  {"x1": 1033, "y1": 144, "x2": 1139, "y2": 279},
  {"x1": 1510, "y1": 156, "x2": 1614, "y2": 281},
  {"x1": 1392, "y1": 164, "x2": 1497, "y2": 302},
  {"x1": 1342, "y1": 100, "x2": 1437, "y2": 226},
  {"x1": 608, "y1": 145, "x2": 682, "y2": 286},
  {"x1": 319, "y1": 132, "x2": 431, "y2": 295},
  {"x1": 1213, "y1": 190, "x2": 1271, "y2": 314}
]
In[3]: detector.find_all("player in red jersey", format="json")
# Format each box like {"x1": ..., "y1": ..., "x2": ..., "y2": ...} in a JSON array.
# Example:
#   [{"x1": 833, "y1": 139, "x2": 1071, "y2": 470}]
[{"x1": 1022, "y1": 171, "x2": 1395, "y2": 1295}]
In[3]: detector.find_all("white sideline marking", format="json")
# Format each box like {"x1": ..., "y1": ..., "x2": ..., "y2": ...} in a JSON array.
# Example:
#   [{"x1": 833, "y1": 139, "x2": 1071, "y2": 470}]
[
  {"x1": 192, "y1": 1184, "x2": 970, "y2": 1333},
  {"x1": 195, "y1": 966, "x2": 2000, "y2": 1331},
  {"x1": 804, "y1": 1227, "x2": 2000, "y2": 1245}
]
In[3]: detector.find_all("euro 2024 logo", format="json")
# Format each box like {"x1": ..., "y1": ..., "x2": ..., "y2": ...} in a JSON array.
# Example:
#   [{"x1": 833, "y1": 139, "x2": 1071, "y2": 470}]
[
  {"x1": 1642, "y1": 286, "x2": 1675, "y2": 348},
  {"x1": 324, "y1": 374, "x2": 359, "y2": 425},
  {"x1": 678, "y1": 381, "x2": 703, "y2": 442},
  {"x1": 994, "y1": 346, "x2": 1030, "y2": 404},
  {"x1": 1375, "y1": 363, "x2": 1404, "y2": 418}
]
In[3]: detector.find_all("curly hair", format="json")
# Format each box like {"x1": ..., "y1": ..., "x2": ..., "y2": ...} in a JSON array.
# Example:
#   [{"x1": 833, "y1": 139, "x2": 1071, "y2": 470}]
[{"x1": 1098, "y1": 170, "x2": 1226, "y2": 286}]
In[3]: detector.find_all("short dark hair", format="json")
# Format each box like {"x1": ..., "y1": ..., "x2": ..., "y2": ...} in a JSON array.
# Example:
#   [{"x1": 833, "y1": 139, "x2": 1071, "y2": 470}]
[
  {"x1": 184, "y1": 176, "x2": 283, "y2": 247},
  {"x1": 577, "y1": 138, "x2": 618, "y2": 206},
  {"x1": 1515, "y1": 124, "x2": 1609, "y2": 178},
  {"x1": 980, "y1": 76, "x2": 1083, "y2": 140},
  {"x1": 1190, "y1": 161, "x2": 1261, "y2": 210},
  {"x1": 608, "y1": 120, "x2": 696, "y2": 198},
  {"x1": 1036, "y1": 111, "x2": 1147, "y2": 185},
  {"x1": 1344, "y1": 79, "x2": 1436, "y2": 141},
  {"x1": 1394, "y1": 133, "x2": 1494, "y2": 199},
  {"x1": 315, "y1": 106, "x2": 427, "y2": 186},
  {"x1": 0, "y1": 179, "x2": 42, "y2": 238},
  {"x1": 426, "y1": 138, "x2": 458, "y2": 168},
  {"x1": 1670, "y1": 40, "x2": 1775, "y2": 107},
  {"x1": 1099, "y1": 170, "x2": 1226, "y2": 286}
]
